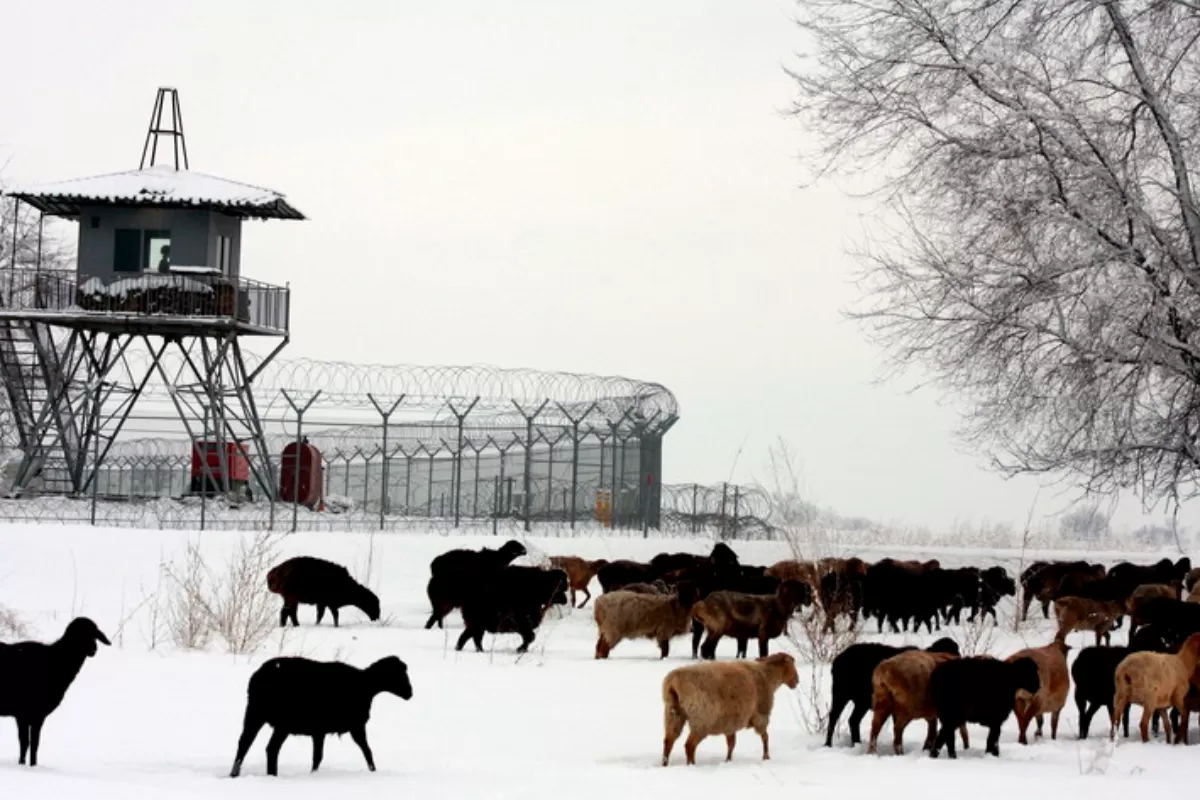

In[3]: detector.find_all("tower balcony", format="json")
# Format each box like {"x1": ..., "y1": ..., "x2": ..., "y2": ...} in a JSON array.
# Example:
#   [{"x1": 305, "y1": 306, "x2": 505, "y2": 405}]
[{"x1": 0, "y1": 268, "x2": 290, "y2": 337}]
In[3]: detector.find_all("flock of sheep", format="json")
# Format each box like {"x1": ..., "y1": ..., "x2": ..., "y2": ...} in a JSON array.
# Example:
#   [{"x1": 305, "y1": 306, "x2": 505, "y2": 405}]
[{"x1": 4, "y1": 538, "x2": 1200, "y2": 776}]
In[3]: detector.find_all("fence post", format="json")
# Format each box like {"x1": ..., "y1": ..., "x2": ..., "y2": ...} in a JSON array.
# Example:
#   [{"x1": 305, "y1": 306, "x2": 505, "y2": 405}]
[
  {"x1": 719, "y1": 482, "x2": 729, "y2": 541},
  {"x1": 554, "y1": 401, "x2": 597, "y2": 530},
  {"x1": 512, "y1": 400, "x2": 549, "y2": 533},
  {"x1": 281, "y1": 389, "x2": 321, "y2": 533},
  {"x1": 446, "y1": 397, "x2": 479, "y2": 529},
  {"x1": 492, "y1": 474, "x2": 500, "y2": 536},
  {"x1": 368, "y1": 393, "x2": 406, "y2": 531},
  {"x1": 691, "y1": 483, "x2": 699, "y2": 534},
  {"x1": 732, "y1": 485, "x2": 741, "y2": 541}
]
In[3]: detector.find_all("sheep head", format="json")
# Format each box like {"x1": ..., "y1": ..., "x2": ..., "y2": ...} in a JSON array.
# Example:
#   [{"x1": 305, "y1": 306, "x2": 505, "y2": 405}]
[
  {"x1": 62, "y1": 617, "x2": 111, "y2": 658},
  {"x1": 757, "y1": 652, "x2": 799, "y2": 689},
  {"x1": 927, "y1": 637, "x2": 960, "y2": 656},
  {"x1": 358, "y1": 586, "x2": 382, "y2": 622},
  {"x1": 497, "y1": 539, "x2": 528, "y2": 563},
  {"x1": 368, "y1": 656, "x2": 413, "y2": 701}
]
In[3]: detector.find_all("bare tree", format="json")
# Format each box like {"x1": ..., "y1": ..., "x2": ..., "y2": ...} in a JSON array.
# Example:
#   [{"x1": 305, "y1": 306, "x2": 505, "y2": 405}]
[
  {"x1": 790, "y1": 1, "x2": 1200, "y2": 512},
  {"x1": 0, "y1": 180, "x2": 72, "y2": 273}
]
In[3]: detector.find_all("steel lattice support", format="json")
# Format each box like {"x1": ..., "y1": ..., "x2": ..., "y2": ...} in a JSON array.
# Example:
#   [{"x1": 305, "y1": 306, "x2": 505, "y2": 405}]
[{"x1": 8, "y1": 324, "x2": 287, "y2": 504}]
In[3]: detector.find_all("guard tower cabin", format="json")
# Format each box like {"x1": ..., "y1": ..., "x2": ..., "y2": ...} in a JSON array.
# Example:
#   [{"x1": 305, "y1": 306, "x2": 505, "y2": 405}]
[{"x1": 0, "y1": 87, "x2": 304, "y2": 500}]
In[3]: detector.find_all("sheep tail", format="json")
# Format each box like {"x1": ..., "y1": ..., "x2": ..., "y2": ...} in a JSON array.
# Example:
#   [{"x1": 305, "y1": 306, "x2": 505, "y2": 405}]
[{"x1": 663, "y1": 684, "x2": 685, "y2": 725}]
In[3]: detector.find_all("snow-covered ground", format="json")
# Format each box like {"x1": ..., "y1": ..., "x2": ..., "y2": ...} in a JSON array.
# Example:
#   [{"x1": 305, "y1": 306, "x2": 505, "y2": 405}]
[{"x1": 0, "y1": 524, "x2": 1192, "y2": 799}]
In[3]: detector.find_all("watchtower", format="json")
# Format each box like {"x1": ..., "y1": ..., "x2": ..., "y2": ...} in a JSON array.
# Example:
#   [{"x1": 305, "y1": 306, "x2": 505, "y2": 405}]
[{"x1": 0, "y1": 87, "x2": 303, "y2": 500}]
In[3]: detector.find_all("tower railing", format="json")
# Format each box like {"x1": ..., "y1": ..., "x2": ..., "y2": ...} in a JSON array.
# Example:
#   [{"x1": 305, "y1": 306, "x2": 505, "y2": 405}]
[{"x1": 0, "y1": 268, "x2": 290, "y2": 335}]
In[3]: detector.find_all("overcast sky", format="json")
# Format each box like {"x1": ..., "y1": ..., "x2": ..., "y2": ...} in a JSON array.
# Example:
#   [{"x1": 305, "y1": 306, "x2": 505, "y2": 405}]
[{"x1": 1, "y1": 0, "x2": 1189, "y2": 534}]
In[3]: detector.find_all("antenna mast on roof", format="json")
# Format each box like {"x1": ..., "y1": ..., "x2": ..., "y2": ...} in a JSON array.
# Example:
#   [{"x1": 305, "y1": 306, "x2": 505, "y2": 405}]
[{"x1": 140, "y1": 87, "x2": 189, "y2": 170}]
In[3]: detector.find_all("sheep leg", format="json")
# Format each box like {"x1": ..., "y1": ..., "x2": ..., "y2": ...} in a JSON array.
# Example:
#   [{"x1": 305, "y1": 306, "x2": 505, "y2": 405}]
[
  {"x1": 516, "y1": 625, "x2": 535, "y2": 654},
  {"x1": 891, "y1": 713, "x2": 911, "y2": 756},
  {"x1": 311, "y1": 734, "x2": 325, "y2": 772},
  {"x1": 1139, "y1": 707, "x2": 1152, "y2": 743},
  {"x1": 847, "y1": 701, "x2": 871, "y2": 746},
  {"x1": 595, "y1": 635, "x2": 611, "y2": 659},
  {"x1": 736, "y1": 637, "x2": 751, "y2": 659},
  {"x1": 1079, "y1": 700, "x2": 1098, "y2": 739},
  {"x1": 569, "y1": 588, "x2": 577, "y2": 608},
  {"x1": 316, "y1": 605, "x2": 326, "y2": 625},
  {"x1": 985, "y1": 725, "x2": 1001, "y2": 757},
  {"x1": 866, "y1": 704, "x2": 890, "y2": 755},
  {"x1": 662, "y1": 711, "x2": 685, "y2": 767},
  {"x1": 454, "y1": 629, "x2": 472, "y2": 652},
  {"x1": 684, "y1": 731, "x2": 703, "y2": 765},
  {"x1": 1015, "y1": 706, "x2": 1031, "y2": 745},
  {"x1": 700, "y1": 632, "x2": 720, "y2": 660},
  {"x1": 1051, "y1": 709, "x2": 1060, "y2": 740},
  {"x1": 350, "y1": 725, "x2": 376, "y2": 771},
  {"x1": 1175, "y1": 707, "x2": 1190, "y2": 745},
  {"x1": 921, "y1": 718, "x2": 937, "y2": 752},
  {"x1": 16, "y1": 718, "x2": 28, "y2": 765},
  {"x1": 331, "y1": 607, "x2": 340, "y2": 627},
  {"x1": 755, "y1": 721, "x2": 770, "y2": 760},
  {"x1": 578, "y1": 587, "x2": 591, "y2": 609},
  {"x1": 230, "y1": 707, "x2": 267, "y2": 778},
  {"x1": 824, "y1": 693, "x2": 849, "y2": 747},
  {"x1": 690, "y1": 621, "x2": 704, "y2": 659},
  {"x1": 1034, "y1": 713, "x2": 1044, "y2": 738},
  {"x1": 756, "y1": 636, "x2": 769, "y2": 658},
  {"x1": 725, "y1": 733, "x2": 736, "y2": 762},
  {"x1": 27, "y1": 719, "x2": 42, "y2": 767},
  {"x1": 658, "y1": 638, "x2": 671, "y2": 659},
  {"x1": 934, "y1": 723, "x2": 957, "y2": 759},
  {"x1": 265, "y1": 728, "x2": 289, "y2": 776},
  {"x1": 958, "y1": 725, "x2": 970, "y2": 750}
]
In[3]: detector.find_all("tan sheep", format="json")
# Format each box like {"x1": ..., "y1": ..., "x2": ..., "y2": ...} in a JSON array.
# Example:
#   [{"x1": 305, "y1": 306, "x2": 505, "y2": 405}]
[
  {"x1": 1187, "y1": 584, "x2": 1200, "y2": 604},
  {"x1": 867, "y1": 649, "x2": 967, "y2": 755},
  {"x1": 661, "y1": 652, "x2": 799, "y2": 766},
  {"x1": 1112, "y1": 631, "x2": 1200, "y2": 743},
  {"x1": 594, "y1": 583, "x2": 700, "y2": 659},
  {"x1": 547, "y1": 556, "x2": 609, "y2": 609},
  {"x1": 1053, "y1": 596, "x2": 1124, "y2": 646},
  {"x1": 1005, "y1": 639, "x2": 1070, "y2": 744}
]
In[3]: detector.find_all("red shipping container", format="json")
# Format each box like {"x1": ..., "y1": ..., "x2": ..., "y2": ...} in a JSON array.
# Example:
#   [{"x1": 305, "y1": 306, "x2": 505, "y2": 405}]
[
  {"x1": 190, "y1": 441, "x2": 250, "y2": 483},
  {"x1": 280, "y1": 439, "x2": 323, "y2": 509}
]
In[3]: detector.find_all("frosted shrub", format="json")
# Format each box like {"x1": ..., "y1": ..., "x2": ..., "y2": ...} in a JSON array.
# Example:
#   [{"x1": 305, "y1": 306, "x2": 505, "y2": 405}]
[{"x1": 160, "y1": 530, "x2": 281, "y2": 654}]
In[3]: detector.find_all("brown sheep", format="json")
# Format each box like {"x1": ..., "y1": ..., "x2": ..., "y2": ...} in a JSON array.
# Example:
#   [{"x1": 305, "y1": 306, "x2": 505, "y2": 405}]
[
  {"x1": 620, "y1": 580, "x2": 671, "y2": 595},
  {"x1": 1112, "y1": 632, "x2": 1200, "y2": 743},
  {"x1": 547, "y1": 556, "x2": 609, "y2": 609},
  {"x1": 594, "y1": 583, "x2": 700, "y2": 659},
  {"x1": 1005, "y1": 640, "x2": 1071, "y2": 744},
  {"x1": 1054, "y1": 596, "x2": 1124, "y2": 646},
  {"x1": 690, "y1": 580, "x2": 812, "y2": 660},
  {"x1": 867, "y1": 650, "x2": 968, "y2": 756},
  {"x1": 661, "y1": 652, "x2": 799, "y2": 766},
  {"x1": 765, "y1": 559, "x2": 819, "y2": 589},
  {"x1": 1187, "y1": 584, "x2": 1200, "y2": 604}
]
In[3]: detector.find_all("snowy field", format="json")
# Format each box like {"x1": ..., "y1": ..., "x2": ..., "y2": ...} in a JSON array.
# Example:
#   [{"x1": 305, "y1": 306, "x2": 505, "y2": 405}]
[{"x1": 0, "y1": 524, "x2": 1193, "y2": 799}]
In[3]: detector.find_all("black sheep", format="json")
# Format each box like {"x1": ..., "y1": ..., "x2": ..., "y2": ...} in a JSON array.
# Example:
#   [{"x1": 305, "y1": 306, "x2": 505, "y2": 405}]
[
  {"x1": 424, "y1": 539, "x2": 527, "y2": 629},
  {"x1": 1128, "y1": 596, "x2": 1200, "y2": 644},
  {"x1": 824, "y1": 637, "x2": 960, "y2": 747},
  {"x1": 929, "y1": 656, "x2": 1041, "y2": 758},
  {"x1": 0, "y1": 617, "x2": 110, "y2": 766},
  {"x1": 267, "y1": 556, "x2": 381, "y2": 627},
  {"x1": 975, "y1": 566, "x2": 1016, "y2": 622},
  {"x1": 1072, "y1": 625, "x2": 1178, "y2": 739},
  {"x1": 455, "y1": 566, "x2": 569, "y2": 653},
  {"x1": 649, "y1": 542, "x2": 739, "y2": 576},
  {"x1": 596, "y1": 559, "x2": 658, "y2": 593},
  {"x1": 229, "y1": 655, "x2": 412, "y2": 777}
]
